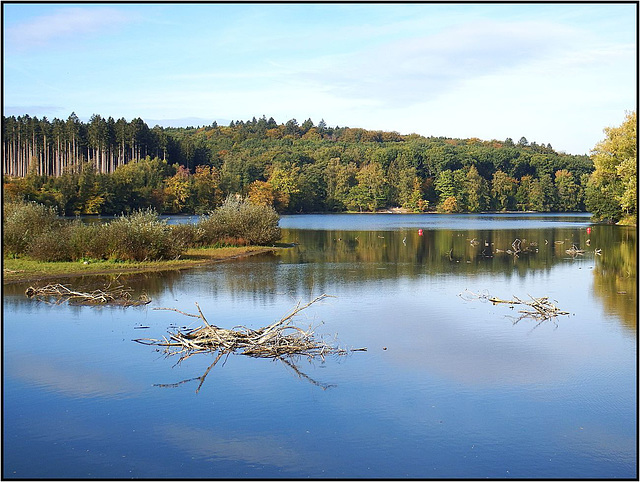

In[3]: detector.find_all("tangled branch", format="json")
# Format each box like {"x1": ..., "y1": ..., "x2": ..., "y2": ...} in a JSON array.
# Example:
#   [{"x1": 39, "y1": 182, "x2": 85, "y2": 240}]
[
  {"x1": 25, "y1": 282, "x2": 151, "y2": 306},
  {"x1": 136, "y1": 295, "x2": 364, "y2": 357},
  {"x1": 460, "y1": 289, "x2": 570, "y2": 325},
  {"x1": 135, "y1": 294, "x2": 366, "y2": 392}
]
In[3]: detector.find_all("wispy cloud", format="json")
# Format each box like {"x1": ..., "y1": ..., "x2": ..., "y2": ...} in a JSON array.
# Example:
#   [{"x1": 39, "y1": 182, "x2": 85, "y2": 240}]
[
  {"x1": 300, "y1": 19, "x2": 583, "y2": 107},
  {"x1": 2, "y1": 4, "x2": 633, "y2": 154},
  {"x1": 5, "y1": 6, "x2": 134, "y2": 51}
]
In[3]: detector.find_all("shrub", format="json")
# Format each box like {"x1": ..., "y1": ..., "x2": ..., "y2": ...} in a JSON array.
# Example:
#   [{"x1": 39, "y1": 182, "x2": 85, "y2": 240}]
[
  {"x1": 3, "y1": 198, "x2": 277, "y2": 263},
  {"x1": 18, "y1": 216, "x2": 110, "y2": 262},
  {"x1": 168, "y1": 222, "x2": 205, "y2": 251},
  {"x1": 67, "y1": 220, "x2": 111, "y2": 260},
  {"x1": 198, "y1": 195, "x2": 281, "y2": 246},
  {"x1": 3, "y1": 200, "x2": 61, "y2": 256},
  {"x1": 104, "y1": 208, "x2": 184, "y2": 261},
  {"x1": 239, "y1": 202, "x2": 281, "y2": 245},
  {"x1": 28, "y1": 223, "x2": 75, "y2": 261}
]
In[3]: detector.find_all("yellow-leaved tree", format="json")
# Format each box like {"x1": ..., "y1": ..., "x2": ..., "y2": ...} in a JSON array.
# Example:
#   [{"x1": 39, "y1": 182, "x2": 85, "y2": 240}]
[{"x1": 586, "y1": 111, "x2": 637, "y2": 224}]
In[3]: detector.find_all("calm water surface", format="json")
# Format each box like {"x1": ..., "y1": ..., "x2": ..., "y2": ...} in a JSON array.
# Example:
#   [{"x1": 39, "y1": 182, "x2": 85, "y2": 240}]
[{"x1": 3, "y1": 214, "x2": 636, "y2": 478}]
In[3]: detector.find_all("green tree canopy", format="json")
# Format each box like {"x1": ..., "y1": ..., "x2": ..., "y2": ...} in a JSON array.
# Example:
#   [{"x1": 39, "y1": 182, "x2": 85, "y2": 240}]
[{"x1": 586, "y1": 111, "x2": 637, "y2": 224}]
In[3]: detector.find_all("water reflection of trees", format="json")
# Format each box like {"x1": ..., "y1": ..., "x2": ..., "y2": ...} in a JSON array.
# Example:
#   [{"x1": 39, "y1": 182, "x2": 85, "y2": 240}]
[
  {"x1": 4, "y1": 227, "x2": 597, "y2": 302},
  {"x1": 279, "y1": 226, "x2": 592, "y2": 274},
  {"x1": 591, "y1": 226, "x2": 637, "y2": 331},
  {"x1": 6, "y1": 226, "x2": 634, "y2": 333},
  {"x1": 121, "y1": 227, "x2": 600, "y2": 301}
]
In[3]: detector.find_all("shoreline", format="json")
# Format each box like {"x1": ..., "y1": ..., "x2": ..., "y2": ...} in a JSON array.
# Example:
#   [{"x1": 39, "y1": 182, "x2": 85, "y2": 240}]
[{"x1": 2, "y1": 246, "x2": 282, "y2": 285}]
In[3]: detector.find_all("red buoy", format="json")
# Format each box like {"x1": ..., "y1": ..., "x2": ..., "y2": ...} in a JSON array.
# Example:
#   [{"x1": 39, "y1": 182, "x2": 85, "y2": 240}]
[
  {"x1": 587, "y1": 227, "x2": 592, "y2": 234},
  {"x1": 418, "y1": 229, "x2": 423, "y2": 236}
]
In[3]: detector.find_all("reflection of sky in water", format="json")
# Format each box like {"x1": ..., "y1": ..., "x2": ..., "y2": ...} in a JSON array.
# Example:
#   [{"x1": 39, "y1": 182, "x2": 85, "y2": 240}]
[
  {"x1": 2, "y1": 218, "x2": 635, "y2": 478},
  {"x1": 7, "y1": 353, "x2": 139, "y2": 399},
  {"x1": 279, "y1": 212, "x2": 593, "y2": 231},
  {"x1": 157, "y1": 424, "x2": 318, "y2": 473},
  {"x1": 159, "y1": 212, "x2": 593, "y2": 230}
]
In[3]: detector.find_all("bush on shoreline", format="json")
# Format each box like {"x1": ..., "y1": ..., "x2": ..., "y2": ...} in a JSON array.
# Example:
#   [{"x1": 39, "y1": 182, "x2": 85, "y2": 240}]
[
  {"x1": 198, "y1": 195, "x2": 281, "y2": 246},
  {"x1": 105, "y1": 209, "x2": 182, "y2": 261},
  {"x1": 3, "y1": 201, "x2": 61, "y2": 257},
  {"x1": 3, "y1": 197, "x2": 281, "y2": 262}
]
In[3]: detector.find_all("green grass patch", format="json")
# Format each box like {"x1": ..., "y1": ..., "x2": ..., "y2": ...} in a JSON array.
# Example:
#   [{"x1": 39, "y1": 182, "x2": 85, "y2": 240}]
[{"x1": 3, "y1": 245, "x2": 280, "y2": 284}]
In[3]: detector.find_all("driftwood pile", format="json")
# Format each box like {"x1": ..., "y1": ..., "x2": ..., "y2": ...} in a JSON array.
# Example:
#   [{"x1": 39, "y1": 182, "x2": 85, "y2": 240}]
[
  {"x1": 25, "y1": 282, "x2": 151, "y2": 306},
  {"x1": 565, "y1": 244, "x2": 586, "y2": 257},
  {"x1": 135, "y1": 294, "x2": 360, "y2": 360},
  {"x1": 461, "y1": 289, "x2": 570, "y2": 325},
  {"x1": 135, "y1": 294, "x2": 364, "y2": 392}
]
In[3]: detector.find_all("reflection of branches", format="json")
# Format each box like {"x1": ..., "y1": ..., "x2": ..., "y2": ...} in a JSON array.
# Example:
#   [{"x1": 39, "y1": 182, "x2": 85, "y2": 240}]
[
  {"x1": 509, "y1": 313, "x2": 559, "y2": 332},
  {"x1": 277, "y1": 356, "x2": 336, "y2": 390},
  {"x1": 154, "y1": 351, "x2": 226, "y2": 393},
  {"x1": 154, "y1": 377, "x2": 202, "y2": 389},
  {"x1": 153, "y1": 351, "x2": 340, "y2": 393}
]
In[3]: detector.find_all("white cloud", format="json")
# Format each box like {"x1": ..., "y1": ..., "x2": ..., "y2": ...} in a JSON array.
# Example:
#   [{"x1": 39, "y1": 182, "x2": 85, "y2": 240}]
[
  {"x1": 5, "y1": 7, "x2": 134, "y2": 51},
  {"x1": 2, "y1": 5, "x2": 634, "y2": 154},
  {"x1": 298, "y1": 19, "x2": 582, "y2": 107}
]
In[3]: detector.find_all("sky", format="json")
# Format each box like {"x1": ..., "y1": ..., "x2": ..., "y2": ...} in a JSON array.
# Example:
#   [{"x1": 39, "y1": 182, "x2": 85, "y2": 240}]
[{"x1": 2, "y1": 3, "x2": 637, "y2": 155}]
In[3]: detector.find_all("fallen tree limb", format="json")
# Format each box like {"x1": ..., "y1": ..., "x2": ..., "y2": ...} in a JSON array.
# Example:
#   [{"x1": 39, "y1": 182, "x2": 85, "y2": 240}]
[
  {"x1": 460, "y1": 289, "x2": 570, "y2": 323},
  {"x1": 25, "y1": 282, "x2": 151, "y2": 306},
  {"x1": 136, "y1": 294, "x2": 366, "y2": 391},
  {"x1": 565, "y1": 245, "x2": 585, "y2": 257},
  {"x1": 136, "y1": 294, "x2": 365, "y2": 361}
]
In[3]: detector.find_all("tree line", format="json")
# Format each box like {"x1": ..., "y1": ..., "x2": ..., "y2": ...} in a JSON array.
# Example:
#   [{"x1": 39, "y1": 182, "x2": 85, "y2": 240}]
[{"x1": 1, "y1": 112, "x2": 603, "y2": 216}]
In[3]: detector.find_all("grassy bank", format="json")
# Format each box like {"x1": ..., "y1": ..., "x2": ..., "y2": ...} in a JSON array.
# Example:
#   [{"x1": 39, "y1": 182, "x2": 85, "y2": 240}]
[{"x1": 3, "y1": 245, "x2": 281, "y2": 284}]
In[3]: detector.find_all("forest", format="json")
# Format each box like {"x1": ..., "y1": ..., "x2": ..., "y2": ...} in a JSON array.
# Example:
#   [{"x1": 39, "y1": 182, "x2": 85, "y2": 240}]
[{"x1": 0, "y1": 113, "x2": 601, "y2": 216}]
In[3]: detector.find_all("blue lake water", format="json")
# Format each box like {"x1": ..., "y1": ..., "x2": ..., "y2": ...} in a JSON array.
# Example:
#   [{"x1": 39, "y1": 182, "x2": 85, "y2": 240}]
[{"x1": 2, "y1": 213, "x2": 636, "y2": 478}]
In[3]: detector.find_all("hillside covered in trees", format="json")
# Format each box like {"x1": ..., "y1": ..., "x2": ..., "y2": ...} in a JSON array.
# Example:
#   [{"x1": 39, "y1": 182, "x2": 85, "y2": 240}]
[{"x1": 3, "y1": 113, "x2": 595, "y2": 216}]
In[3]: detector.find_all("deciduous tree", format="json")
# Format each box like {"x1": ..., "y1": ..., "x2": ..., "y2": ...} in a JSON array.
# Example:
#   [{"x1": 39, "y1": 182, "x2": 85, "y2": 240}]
[{"x1": 586, "y1": 111, "x2": 636, "y2": 223}]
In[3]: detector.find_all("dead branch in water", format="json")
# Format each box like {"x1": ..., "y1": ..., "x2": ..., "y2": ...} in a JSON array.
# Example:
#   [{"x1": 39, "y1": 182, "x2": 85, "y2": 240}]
[
  {"x1": 565, "y1": 245, "x2": 585, "y2": 257},
  {"x1": 509, "y1": 238, "x2": 522, "y2": 256},
  {"x1": 25, "y1": 282, "x2": 151, "y2": 306},
  {"x1": 460, "y1": 289, "x2": 570, "y2": 323},
  {"x1": 136, "y1": 294, "x2": 365, "y2": 391},
  {"x1": 135, "y1": 294, "x2": 365, "y2": 362}
]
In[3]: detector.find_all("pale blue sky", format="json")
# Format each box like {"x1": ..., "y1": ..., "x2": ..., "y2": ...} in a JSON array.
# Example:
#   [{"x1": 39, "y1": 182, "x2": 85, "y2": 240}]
[{"x1": 3, "y1": 3, "x2": 636, "y2": 154}]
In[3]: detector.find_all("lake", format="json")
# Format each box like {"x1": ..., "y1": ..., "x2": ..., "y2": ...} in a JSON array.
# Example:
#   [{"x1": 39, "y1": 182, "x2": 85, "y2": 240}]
[{"x1": 3, "y1": 213, "x2": 637, "y2": 478}]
